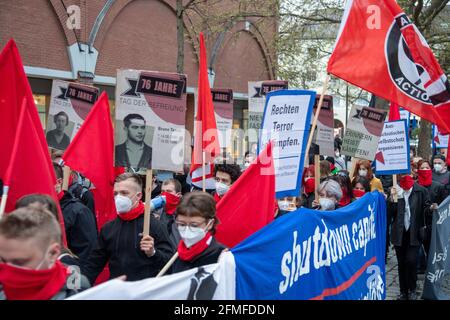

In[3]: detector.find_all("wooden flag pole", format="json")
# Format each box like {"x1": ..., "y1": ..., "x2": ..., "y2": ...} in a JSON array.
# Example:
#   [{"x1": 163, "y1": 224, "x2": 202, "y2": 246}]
[
  {"x1": 314, "y1": 154, "x2": 321, "y2": 201},
  {"x1": 202, "y1": 151, "x2": 206, "y2": 192},
  {"x1": 392, "y1": 174, "x2": 398, "y2": 203},
  {"x1": 349, "y1": 158, "x2": 359, "y2": 180},
  {"x1": 0, "y1": 186, "x2": 9, "y2": 219},
  {"x1": 62, "y1": 165, "x2": 71, "y2": 191},
  {"x1": 156, "y1": 252, "x2": 179, "y2": 277},
  {"x1": 305, "y1": 74, "x2": 331, "y2": 158},
  {"x1": 143, "y1": 169, "x2": 153, "y2": 237}
]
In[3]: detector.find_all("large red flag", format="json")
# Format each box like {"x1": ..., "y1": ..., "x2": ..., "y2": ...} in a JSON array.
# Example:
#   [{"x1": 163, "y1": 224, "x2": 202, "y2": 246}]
[
  {"x1": 215, "y1": 142, "x2": 275, "y2": 248},
  {"x1": 2, "y1": 99, "x2": 66, "y2": 237},
  {"x1": 388, "y1": 102, "x2": 401, "y2": 121},
  {"x1": 0, "y1": 39, "x2": 49, "y2": 177},
  {"x1": 327, "y1": 0, "x2": 450, "y2": 133},
  {"x1": 62, "y1": 92, "x2": 116, "y2": 229},
  {"x1": 190, "y1": 32, "x2": 221, "y2": 189}
]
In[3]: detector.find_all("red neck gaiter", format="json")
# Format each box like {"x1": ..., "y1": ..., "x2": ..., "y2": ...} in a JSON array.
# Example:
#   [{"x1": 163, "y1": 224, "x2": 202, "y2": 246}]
[
  {"x1": 338, "y1": 188, "x2": 351, "y2": 207},
  {"x1": 213, "y1": 193, "x2": 221, "y2": 203},
  {"x1": 0, "y1": 260, "x2": 68, "y2": 300},
  {"x1": 417, "y1": 169, "x2": 432, "y2": 187},
  {"x1": 399, "y1": 175, "x2": 415, "y2": 191},
  {"x1": 353, "y1": 189, "x2": 366, "y2": 199},
  {"x1": 161, "y1": 192, "x2": 180, "y2": 215},
  {"x1": 57, "y1": 191, "x2": 65, "y2": 201},
  {"x1": 178, "y1": 233, "x2": 212, "y2": 262},
  {"x1": 117, "y1": 201, "x2": 145, "y2": 221},
  {"x1": 304, "y1": 178, "x2": 315, "y2": 194}
]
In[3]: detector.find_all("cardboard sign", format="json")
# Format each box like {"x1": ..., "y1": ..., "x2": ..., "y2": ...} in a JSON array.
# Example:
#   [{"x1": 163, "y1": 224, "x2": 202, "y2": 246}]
[
  {"x1": 115, "y1": 69, "x2": 187, "y2": 172},
  {"x1": 432, "y1": 125, "x2": 449, "y2": 149},
  {"x1": 310, "y1": 95, "x2": 334, "y2": 157},
  {"x1": 342, "y1": 105, "x2": 387, "y2": 160},
  {"x1": 259, "y1": 90, "x2": 315, "y2": 198},
  {"x1": 375, "y1": 120, "x2": 410, "y2": 175},
  {"x1": 46, "y1": 80, "x2": 99, "y2": 151}
]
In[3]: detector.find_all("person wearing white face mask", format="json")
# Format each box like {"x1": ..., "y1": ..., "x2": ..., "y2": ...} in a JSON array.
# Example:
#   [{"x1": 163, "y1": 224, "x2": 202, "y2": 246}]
[
  {"x1": 213, "y1": 164, "x2": 241, "y2": 203},
  {"x1": 0, "y1": 207, "x2": 90, "y2": 300},
  {"x1": 311, "y1": 179, "x2": 343, "y2": 211},
  {"x1": 431, "y1": 154, "x2": 450, "y2": 189},
  {"x1": 170, "y1": 193, "x2": 226, "y2": 274},
  {"x1": 81, "y1": 173, "x2": 174, "y2": 285},
  {"x1": 351, "y1": 160, "x2": 384, "y2": 193}
]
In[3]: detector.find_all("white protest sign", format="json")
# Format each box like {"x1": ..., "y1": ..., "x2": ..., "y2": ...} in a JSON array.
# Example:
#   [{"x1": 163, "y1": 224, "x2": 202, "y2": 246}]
[
  {"x1": 310, "y1": 95, "x2": 334, "y2": 157},
  {"x1": 212, "y1": 89, "x2": 233, "y2": 149},
  {"x1": 259, "y1": 90, "x2": 315, "y2": 198},
  {"x1": 433, "y1": 125, "x2": 449, "y2": 149},
  {"x1": 375, "y1": 120, "x2": 410, "y2": 175}
]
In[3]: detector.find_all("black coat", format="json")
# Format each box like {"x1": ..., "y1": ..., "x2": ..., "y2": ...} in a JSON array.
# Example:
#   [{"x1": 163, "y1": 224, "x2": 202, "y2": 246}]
[
  {"x1": 60, "y1": 191, "x2": 98, "y2": 263},
  {"x1": 301, "y1": 192, "x2": 315, "y2": 209},
  {"x1": 115, "y1": 142, "x2": 152, "y2": 169},
  {"x1": 159, "y1": 211, "x2": 181, "y2": 249},
  {"x1": 81, "y1": 214, "x2": 173, "y2": 284},
  {"x1": 388, "y1": 183, "x2": 431, "y2": 247},
  {"x1": 170, "y1": 237, "x2": 226, "y2": 274}
]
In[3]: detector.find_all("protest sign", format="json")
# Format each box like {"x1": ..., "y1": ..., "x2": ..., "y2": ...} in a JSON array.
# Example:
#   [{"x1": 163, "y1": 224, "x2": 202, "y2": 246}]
[
  {"x1": 422, "y1": 195, "x2": 450, "y2": 300},
  {"x1": 248, "y1": 80, "x2": 288, "y2": 149},
  {"x1": 259, "y1": 90, "x2": 315, "y2": 198},
  {"x1": 374, "y1": 120, "x2": 410, "y2": 175},
  {"x1": 310, "y1": 95, "x2": 334, "y2": 157},
  {"x1": 211, "y1": 88, "x2": 233, "y2": 149},
  {"x1": 46, "y1": 80, "x2": 99, "y2": 151},
  {"x1": 399, "y1": 107, "x2": 410, "y2": 128},
  {"x1": 432, "y1": 125, "x2": 449, "y2": 149},
  {"x1": 115, "y1": 69, "x2": 187, "y2": 172},
  {"x1": 341, "y1": 105, "x2": 387, "y2": 160}
]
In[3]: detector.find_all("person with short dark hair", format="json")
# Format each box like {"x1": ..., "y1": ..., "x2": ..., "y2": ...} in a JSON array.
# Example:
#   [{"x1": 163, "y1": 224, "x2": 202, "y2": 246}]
[
  {"x1": 0, "y1": 207, "x2": 90, "y2": 300},
  {"x1": 432, "y1": 154, "x2": 450, "y2": 192},
  {"x1": 351, "y1": 176, "x2": 371, "y2": 201},
  {"x1": 170, "y1": 192, "x2": 226, "y2": 274},
  {"x1": 158, "y1": 179, "x2": 183, "y2": 248},
  {"x1": 115, "y1": 113, "x2": 152, "y2": 169},
  {"x1": 81, "y1": 173, "x2": 173, "y2": 284},
  {"x1": 53, "y1": 163, "x2": 98, "y2": 265},
  {"x1": 46, "y1": 111, "x2": 71, "y2": 150},
  {"x1": 213, "y1": 164, "x2": 241, "y2": 203}
]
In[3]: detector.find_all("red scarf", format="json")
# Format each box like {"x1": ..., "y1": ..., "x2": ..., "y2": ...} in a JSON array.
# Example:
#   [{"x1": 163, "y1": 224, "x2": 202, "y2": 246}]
[
  {"x1": 177, "y1": 232, "x2": 212, "y2": 262},
  {"x1": 399, "y1": 175, "x2": 415, "y2": 191},
  {"x1": 338, "y1": 188, "x2": 351, "y2": 207},
  {"x1": 213, "y1": 193, "x2": 221, "y2": 203},
  {"x1": 304, "y1": 178, "x2": 315, "y2": 194},
  {"x1": 57, "y1": 191, "x2": 65, "y2": 201},
  {"x1": 418, "y1": 169, "x2": 432, "y2": 187},
  {"x1": 0, "y1": 260, "x2": 68, "y2": 300},
  {"x1": 117, "y1": 201, "x2": 145, "y2": 221},
  {"x1": 161, "y1": 192, "x2": 180, "y2": 215},
  {"x1": 353, "y1": 189, "x2": 366, "y2": 199}
]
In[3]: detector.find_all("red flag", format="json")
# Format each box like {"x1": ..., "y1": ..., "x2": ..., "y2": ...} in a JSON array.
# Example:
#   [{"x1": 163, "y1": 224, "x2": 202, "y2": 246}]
[
  {"x1": 0, "y1": 39, "x2": 49, "y2": 177},
  {"x1": 190, "y1": 32, "x2": 221, "y2": 189},
  {"x1": 388, "y1": 102, "x2": 401, "y2": 121},
  {"x1": 2, "y1": 99, "x2": 66, "y2": 237},
  {"x1": 215, "y1": 142, "x2": 275, "y2": 248},
  {"x1": 447, "y1": 138, "x2": 450, "y2": 167},
  {"x1": 327, "y1": 0, "x2": 450, "y2": 133},
  {"x1": 62, "y1": 92, "x2": 116, "y2": 229}
]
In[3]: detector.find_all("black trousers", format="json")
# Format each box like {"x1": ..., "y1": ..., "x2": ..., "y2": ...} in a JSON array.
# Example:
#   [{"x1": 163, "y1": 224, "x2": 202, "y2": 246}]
[{"x1": 394, "y1": 229, "x2": 420, "y2": 294}]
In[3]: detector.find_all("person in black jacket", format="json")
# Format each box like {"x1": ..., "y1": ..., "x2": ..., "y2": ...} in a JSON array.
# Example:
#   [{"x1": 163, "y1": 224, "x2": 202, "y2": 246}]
[
  {"x1": 158, "y1": 179, "x2": 183, "y2": 249},
  {"x1": 81, "y1": 173, "x2": 173, "y2": 284},
  {"x1": 388, "y1": 173, "x2": 436, "y2": 300},
  {"x1": 170, "y1": 192, "x2": 226, "y2": 274},
  {"x1": 53, "y1": 163, "x2": 97, "y2": 264}
]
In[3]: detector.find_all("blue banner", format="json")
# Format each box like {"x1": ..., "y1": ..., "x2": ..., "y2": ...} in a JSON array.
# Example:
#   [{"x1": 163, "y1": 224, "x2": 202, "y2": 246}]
[{"x1": 231, "y1": 191, "x2": 387, "y2": 300}]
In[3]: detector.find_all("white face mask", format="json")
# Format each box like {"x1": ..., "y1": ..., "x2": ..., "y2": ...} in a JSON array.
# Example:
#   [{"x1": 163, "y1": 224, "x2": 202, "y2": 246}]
[
  {"x1": 359, "y1": 169, "x2": 368, "y2": 177},
  {"x1": 278, "y1": 200, "x2": 290, "y2": 211},
  {"x1": 215, "y1": 181, "x2": 230, "y2": 196},
  {"x1": 178, "y1": 220, "x2": 212, "y2": 248},
  {"x1": 434, "y1": 164, "x2": 443, "y2": 173},
  {"x1": 335, "y1": 151, "x2": 340, "y2": 157},
  {"x1": 115, "y1": 194, "x2": 135, "y2": 213},
  {"x1": 319, "y1": 198, "x2": 335, "y2": 211}
]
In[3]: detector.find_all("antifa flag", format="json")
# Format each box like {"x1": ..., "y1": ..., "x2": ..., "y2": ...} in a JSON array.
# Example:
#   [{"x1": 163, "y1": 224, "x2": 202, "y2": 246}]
[{"x1": 327, "y1": 0, "x2": 450, "y2": 133}]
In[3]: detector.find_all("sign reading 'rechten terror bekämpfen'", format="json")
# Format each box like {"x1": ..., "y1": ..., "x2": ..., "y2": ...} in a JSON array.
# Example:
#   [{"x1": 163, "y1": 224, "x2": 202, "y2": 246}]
[{"x1": 341, "y1": 105, "x2": 387, "y2": 161}]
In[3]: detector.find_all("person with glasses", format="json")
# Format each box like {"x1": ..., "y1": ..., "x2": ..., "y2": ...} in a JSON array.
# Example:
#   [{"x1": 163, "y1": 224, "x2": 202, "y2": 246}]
[{"x1": 170, "y1": 192, "x2": 226, "y2": 274}]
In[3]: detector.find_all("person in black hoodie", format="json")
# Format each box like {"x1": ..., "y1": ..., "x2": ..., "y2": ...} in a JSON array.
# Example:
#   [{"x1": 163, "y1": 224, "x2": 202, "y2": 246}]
[
  {"x1": 53, "y1": 163, "x2": 97, "y2": 264},
  {"x1": 81, "y1": 173, "x2": 173, "y2": 284},
  {"x1": 170, "y1": 192, "x2": 226, "y2": 274}
]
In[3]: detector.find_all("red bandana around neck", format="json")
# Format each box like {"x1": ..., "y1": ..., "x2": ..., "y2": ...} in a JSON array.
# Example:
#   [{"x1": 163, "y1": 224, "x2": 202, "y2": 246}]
[
  {"x1": 417, "y1": 169, "x2": 432, "y2": 187},
  {"x1": 177, "y1": 232, "x2": 212, "y2": 262},
  {"x1": 57, "y1": 191, "x2": 65, "y2": 201},
  {"x1": 399, "y1": 175, "x2": 415, "y2": 191},
  {"x1": 161, "y1": 192, "x2": 180, "y2": 215},
  {"x1": 213, "y1": 193, "x2": 221, "y2": 203},
  {"x1": 338, "y1": 188, "x2": 351, "y2": 207},
  {"x1": 304, "y1": 178, "x2": 315, "y2": 194},
  {"x1": 117, "y1": 201, "x2": 145, "y2": 221},
  {"x1": 353, "y1": 189, "x2": 366, "y2": 199},
  {"x1": 0, "y1": 260, "x2": 68, "y2": 300}
]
